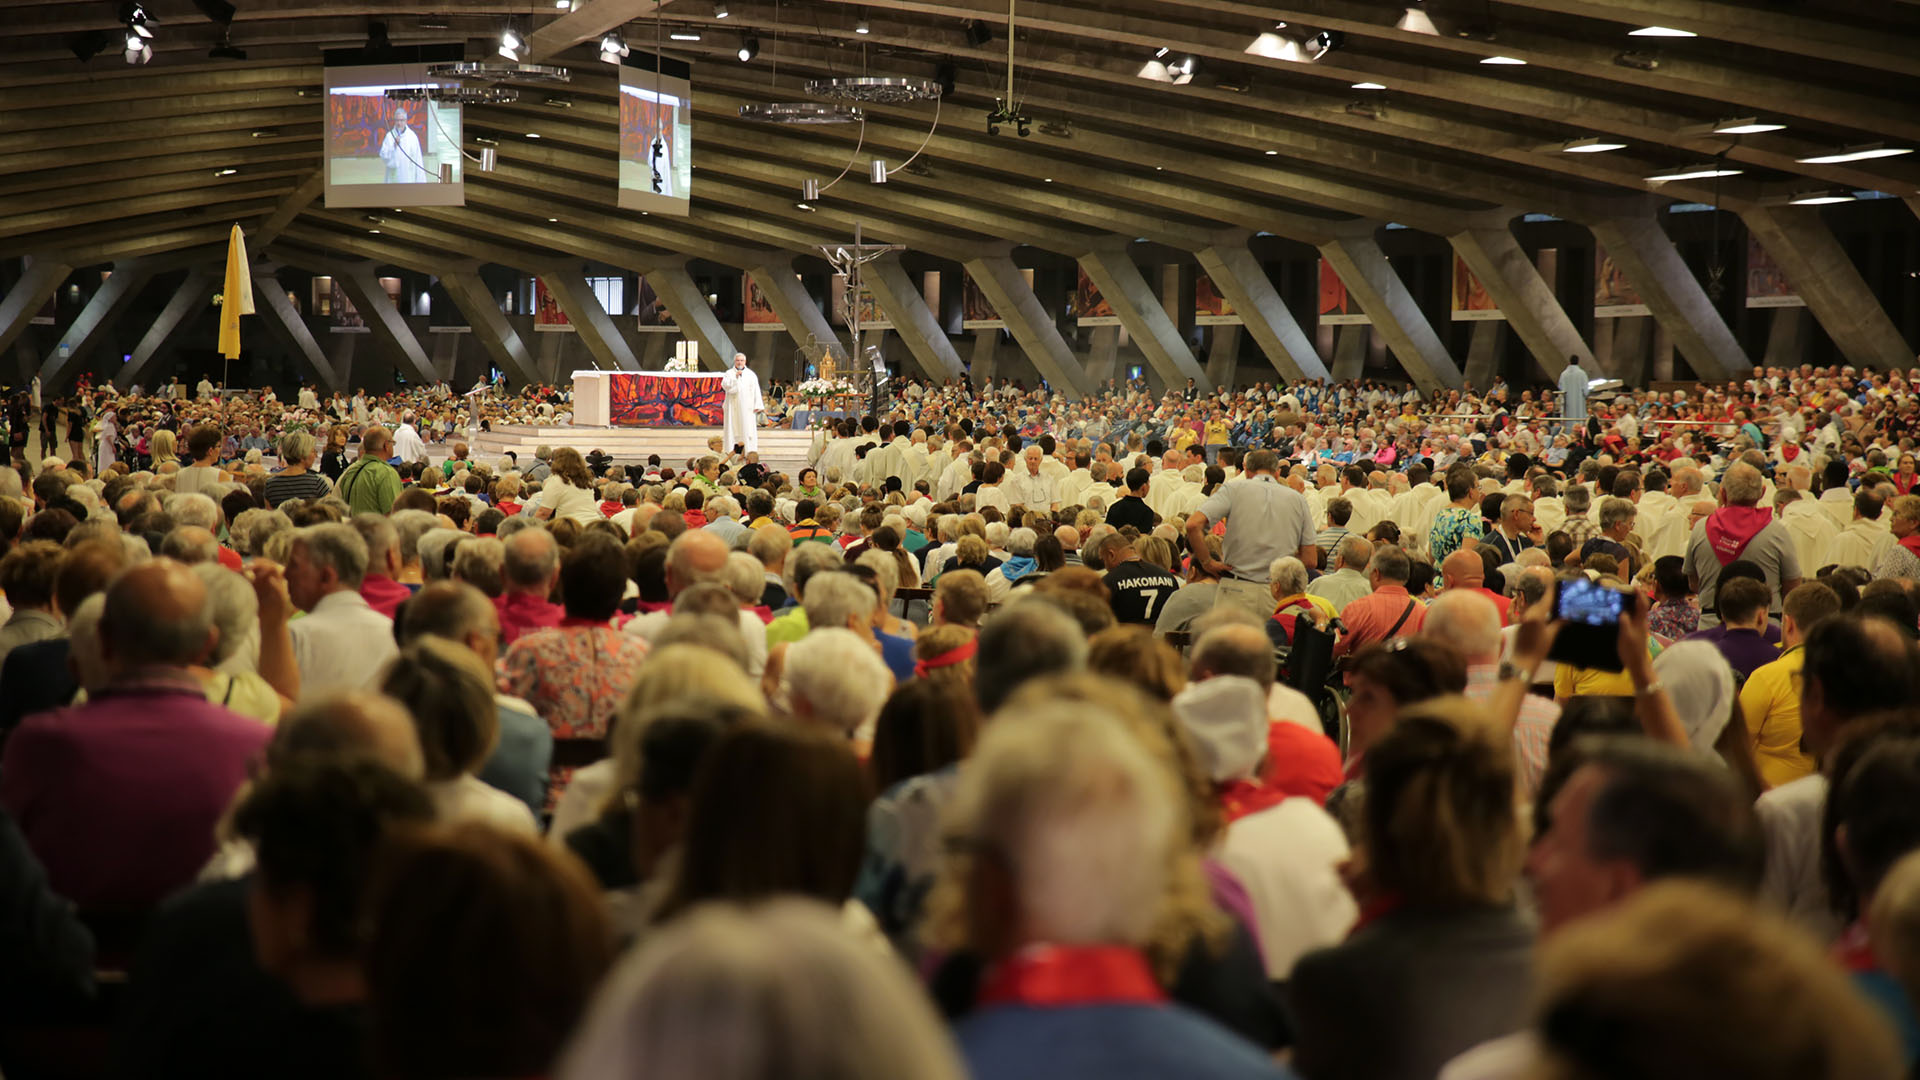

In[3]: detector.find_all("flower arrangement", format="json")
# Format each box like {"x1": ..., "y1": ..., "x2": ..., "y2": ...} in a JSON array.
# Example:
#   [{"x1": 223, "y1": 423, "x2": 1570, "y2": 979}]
[
  {"x1": 797, "y1": 378, "x2": 854, "y2": 401},
  {"x1": 664, "y1": 355, "x2": 699, "y2": 372}
]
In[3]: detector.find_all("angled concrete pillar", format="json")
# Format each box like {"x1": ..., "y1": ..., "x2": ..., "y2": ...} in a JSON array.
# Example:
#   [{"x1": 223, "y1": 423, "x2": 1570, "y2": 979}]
[
  {"x1": 535, "y1": 270, "x2": 639, "y2": 372},
  {"x1": 252, "y1": 269, "x2": 342, "y2": 391},
  {"x1": 1447, "y1": 224, "x2": 1592, "y2": 381},
  {"x1": 646, "y1": 263, "x2": 735, "y2": 371},
  {"x1": 1463, "y1": 321, "x2": 1502, "y2": 388},
  {"x1": 1332, "y1": 325, "x2": 1368, "y2": 381},
  {"x1": 1078, "y1": 244, "x2": 1208, "y2": 390},
  {"x1": 334, "y1": 263, "x2": 438, "y2": 385},
  {"x1": 961, "y1": 255, "x2": 1093, "y2": 398},
  {"x1": 969, "y1": 328, "x2": 999, "y2": 387},
  {"x1": 1765, "y1": 308, "x2": 1810, "y2": 368},
  {"x1": 0, "y1": 258, "x2": 70, "y2": 360},
  {"x1": 1612, "y1": 316, "x2": 1654, "y2": 386},
  {"x1": 1085, "y1": 324, "x2": 1121, "y2": 385},
  {"x1": 864, "y1": 255, "x2": 964, "y2": 381},
  {"x1": 1195, "y1": 243, "x2": 1329, "y2": 382},
  {"x1": 1741, "y1": 206, "x2": 1911, "y2": 369},
  {"x1": 1317, "y1": 236, "x2": 1463, "y2": 392},
  {"x1": 1206, "y1": 325, "x2": 1241, "y2": 388},
  {"x1": 1587, "y1": 216, "x2": 1749, "y2": 382},
  {"x1": 116, "y1": 267, "x2": 218, "y2": 392},
  {"x1": 747, "y1": 263, "x2": 841, "y2": 361},
  {"x1": 435, "y1": 266, "x2": 539, "y2": 388},
  {"x1": 39, "y1": 261, "x2": 158, "y2": 390}
]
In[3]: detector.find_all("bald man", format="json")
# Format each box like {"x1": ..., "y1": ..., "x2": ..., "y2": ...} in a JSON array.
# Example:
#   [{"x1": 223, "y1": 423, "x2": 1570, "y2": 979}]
[
  {"x1": 622, "y1": 529, "x2": 768, "y2": 675},
  {"x1": 1439, "y1": 548, "x2": 1511, "y2": 624},
  {"x1": 0, "y1": 559, "x2": 272, "y2": 912}
]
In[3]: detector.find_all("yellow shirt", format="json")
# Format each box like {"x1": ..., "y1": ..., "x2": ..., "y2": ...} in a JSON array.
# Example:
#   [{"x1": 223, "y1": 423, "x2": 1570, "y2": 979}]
[
  {"x1": 1172, "y1": 426, "x2": 1200, "y2": 452},
  {"x1": 1553, "y1": 663, "x2": 1635, "y2": 700},
  {"x1": 1740, "y1": 645, "x2": 1815, "y2": 788}
]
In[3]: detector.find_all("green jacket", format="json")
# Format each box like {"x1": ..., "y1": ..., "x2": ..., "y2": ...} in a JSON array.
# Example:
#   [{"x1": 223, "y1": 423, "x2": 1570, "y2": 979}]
[{"x1": 337, "y1": 455, "x2": 402, "y2": 515}]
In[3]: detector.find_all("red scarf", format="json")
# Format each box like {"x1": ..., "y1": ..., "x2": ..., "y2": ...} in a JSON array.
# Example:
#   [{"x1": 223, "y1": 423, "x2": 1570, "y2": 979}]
[
  {"x1": 978, "y1": 945, "x2": 1165, "y2": 1009},
  {"x1": 913, "y1": 637, "x2": 977, "y2": 678},
  {"x1": 1703, "y1": 506, "x2": 1772, "y2": 567},
  {"x1": 1218, "y1": 779, "x2": 1287, "y2": 823},
  {"x1": 1900, "y1": 531, "x2": 1920, "y2": 561}
]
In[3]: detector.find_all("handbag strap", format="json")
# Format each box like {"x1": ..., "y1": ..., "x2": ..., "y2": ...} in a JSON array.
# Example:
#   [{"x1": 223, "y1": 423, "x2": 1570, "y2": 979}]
[{"x1": 1384, "y1": 600, "x2": 1417, "y2": 640}]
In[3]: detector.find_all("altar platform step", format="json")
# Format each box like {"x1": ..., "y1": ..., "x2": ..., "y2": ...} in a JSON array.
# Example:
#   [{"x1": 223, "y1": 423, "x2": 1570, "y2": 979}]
[{"x1": 465, "y1": 424, "x2": 815, "y2": 478}]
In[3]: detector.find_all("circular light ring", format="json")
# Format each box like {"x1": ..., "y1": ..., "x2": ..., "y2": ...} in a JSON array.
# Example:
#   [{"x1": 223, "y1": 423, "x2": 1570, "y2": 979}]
[
  {"x1": 805, "y1": 76, "x2": 941, "y2": 103},
  {"x1": 386, "y1": 86, "x2": 521, "y2": 104},
  {"x1": 427, "y1": 61, "x2": 571, "y2": 84},
  {"x1": 739, "y1": 102, "x2": 865, "y2": 124}
]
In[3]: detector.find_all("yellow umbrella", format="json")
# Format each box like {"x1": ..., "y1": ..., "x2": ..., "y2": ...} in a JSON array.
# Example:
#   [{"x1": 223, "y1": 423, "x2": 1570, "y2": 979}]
[{"x1": 217, "y1": 222, "x2": 255, "y2": 361}]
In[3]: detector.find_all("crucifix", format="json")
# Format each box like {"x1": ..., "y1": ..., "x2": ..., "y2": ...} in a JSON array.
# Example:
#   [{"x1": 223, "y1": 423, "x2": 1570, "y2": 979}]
[{"x1": 817, "y1": 222, "x2": 902, "y2": 409}]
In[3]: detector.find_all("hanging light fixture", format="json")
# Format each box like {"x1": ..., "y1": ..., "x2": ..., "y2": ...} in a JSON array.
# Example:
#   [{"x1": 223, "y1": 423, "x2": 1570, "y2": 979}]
[
  {"x1": 498, "y1": 26, "x2": 528, "y2": 61},
  {"x1": 599, "y1": 31, "x2": 629, "y2": 63}
]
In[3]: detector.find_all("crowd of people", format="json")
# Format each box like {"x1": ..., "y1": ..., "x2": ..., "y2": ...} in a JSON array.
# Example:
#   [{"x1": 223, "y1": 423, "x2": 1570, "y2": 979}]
[{"x1": 4, "y1": 356, "x2": 1920, "y2": 1079}]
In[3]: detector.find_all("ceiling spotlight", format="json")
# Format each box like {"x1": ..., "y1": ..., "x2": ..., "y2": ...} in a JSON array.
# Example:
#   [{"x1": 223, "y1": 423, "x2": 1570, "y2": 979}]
[
  {"x1": 870, "y1": 159, "x2": 887, "y2": 183},
  {"x1": 669, "y1": 31, "x2": 701, "y2": 41},
  {"x1": 1043, "y1": 177, "x2": 1053, "y2": 183},
  {"x1": 599, "y1": 31, "x2": 628, "y2": 62},
  {"x1": 499, "y1": 27, "x2": 527, "y2": 61},
  {"x1": 1169, "y1": 55, "x2": 1197, "y2": 78},
  {"x1": 802, "y1": 178, "x2": 820, "y2": 200},
  {"x1": 123, "y1": 2, "x2": 156, "y2": 37},
  {"x1": 1644, "y1": 164, "x2": 1744, "y2": 182},
  {"x1": 69, "y1": 29, "x2": 111, "y2": 61},
  {"x1": 525, "y1": 132, "x2": 541, "y2": 138},
  {"x1": 1559, "y1": 137, "x2": 1628, "y2": 153},
  {"x1": 1480, "y1": 55, "x2": 1526, "y2": 65},
  {"x1": 1712, "y1": 118, "x2": 1785, "y2": 135},
  {"x1": 547, "y1": 217, "x2": 559, "y2": 222},
  {"x1": 555, "y1": 0, "x2": 570, "y2": 7},
  {"x1": 1306, "y1": 30, "x2": 1344, "y2": 60},
  {"x1": 369, "y1": 229, "x2": 381, "y2": 234},
  {"x1": 1796, "y1": 143, "x2": 1913, "y2": 164},
  {"x1": 123, "y1": 31, "x2": 151, "y2": 64},
  {"x1": 1264, "y1": 149, "x2": 1278, "y2": 155},
  {"x1": 796, "y1": 202, "x2": 816, "y2": 211},
  {"x1": 1614, "y1": 51, "x2": 1660, "y2": 70},
  {"x1": 1628, "y1": 25, "x2": 1695, "y2": 37},
  {"x1": 1787, "y1": 191, "x2": 1853, "y2": 205},
  {"x1": 714, "y1": 1, "x2": 728, "y2": 16},
  {"x1": 855, "y1": 19, "x2": 870, "y2": 34},
  {"x1": 1351, "y1": 81, "x2": 1386, "y2": 90},
  {"x1": 738, "y1": 34, "x2": 759, "y2": 61},
  {"x1": 213, "y1": 167, "x2": 238, "y2": 176}
]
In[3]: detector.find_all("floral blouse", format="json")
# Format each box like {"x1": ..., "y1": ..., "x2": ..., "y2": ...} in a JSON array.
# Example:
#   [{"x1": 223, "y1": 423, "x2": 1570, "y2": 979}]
[
  {"x1": 1428, "y1": 506, "x2": 1486, "y2": 563},
  {"x1": 501, "y1": 624, "x2": 650, "y2": 740},
  {"x1": 1648, "y1": 599, "x2": 1700, "y2": 642}
]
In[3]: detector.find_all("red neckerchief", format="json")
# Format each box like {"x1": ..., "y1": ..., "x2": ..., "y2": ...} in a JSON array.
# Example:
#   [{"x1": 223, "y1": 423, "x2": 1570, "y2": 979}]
[
  {"x1": 1834, "y1": 919, "x2": 1877, "y2": 974},
  {"x1": 1347, "y1": 892, "x2": 1406, "y2": 937},
  {"x1": 1901, "y1": 531, "x2": 1920, "y2": 560},
  {"x1": 978, "y1": 945, "x2": 1165, "y2": 1009},
  {"x1": 1703, "y1": 506, "x2": 1772, "y2": 567},
  {"x1": 1218, "y1": 779, "x2": 1287, "y2": 823}
]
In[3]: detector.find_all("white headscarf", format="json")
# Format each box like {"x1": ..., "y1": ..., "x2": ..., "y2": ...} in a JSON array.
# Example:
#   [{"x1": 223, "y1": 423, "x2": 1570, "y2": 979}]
[{"x1": 1652, "y1": 640, "x2": 1738, "y2": 750}]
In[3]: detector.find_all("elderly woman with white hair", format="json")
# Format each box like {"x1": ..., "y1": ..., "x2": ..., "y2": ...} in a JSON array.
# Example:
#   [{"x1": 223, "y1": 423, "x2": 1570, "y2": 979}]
[
  {"x1": 187, "y1": 563, "x2": 299, "y2": 724},
  {"x1": 782, "y1": 627, "x2": 893, "y2": 749}
]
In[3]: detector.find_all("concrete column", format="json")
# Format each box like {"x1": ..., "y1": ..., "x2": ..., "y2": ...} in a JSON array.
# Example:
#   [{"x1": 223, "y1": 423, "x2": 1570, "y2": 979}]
[
  {"x1": 864, "y1": 255, "x2": 965, "y2": 381},
  {"x1": 970, "y1": 328, "x2": 999, "y2": 387},
  {"x1": 116, "y1": 268, "x2": 218, "y2": 392},
  {"x1": 335, "y1": 263, "x2": 439, "y2": 384},
  {"x1": 1586, "y1": 216, "x2": 1749, "y2": 381},
  {"x1": 961, "y1": 255, "x2": 1092, "y2": 398},
  {"x1": 1613, "y1": 316, "x2": 1654, "y2": 387},
  {"x1": 1077, "y1": 244, "x2": 1209, "y2": 390},
  {"x1": 1765, "y1": 307, "x2": 1810, "y2": 368},
  {"x1": 1463, "y1": 321, "x2": 1502, "y2": 389},
  {"x1": 1447, "y1": 225, "x2": 1592, "y2": 381},
  {"x1": 0, "y1": 258, "x2": 70, "y2": 360},
  {"x1": 746, "y1": 263, "x2": 842, "y2": 362},
  {"x1": 39, "y1": 261, "x2": 158, "y2": 390},
  {"x1": 1195, "y1": 243, "x2": 1329, "y2": 381},
  {"x1": 1332, "y1": 325, "x2": 1368, "y2": 380},
  {"x1": 1206, "y1": 325, "x2": 1241, "y2": 388},
  {"x1": 1084, "y1": 325, "x2": 1121, "y2": 386},
  {"x1": 1741, "y1": 205, "x2": 1911, "y2": 369},
  {"x1": 535, "y1": 270, "x2": 639, "y2": 372},
  {"x1": 1317, "y1": 236, "x2": 1463, "y2": 392},
  {"x1": 252, "y1": 269, "x2": 342, "y2": 391},
  {"x1": 647, "y1": 262, "x2": 736, "y2": 371},
  {"x1": 435, "y1": 266, "x2": 539, "y2": 387}
]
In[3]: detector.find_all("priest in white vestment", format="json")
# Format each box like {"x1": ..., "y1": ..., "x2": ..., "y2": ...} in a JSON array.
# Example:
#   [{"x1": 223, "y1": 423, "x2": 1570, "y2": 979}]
[{"x1": 722, "y1": 353, "x2": 765, "y2": 454}]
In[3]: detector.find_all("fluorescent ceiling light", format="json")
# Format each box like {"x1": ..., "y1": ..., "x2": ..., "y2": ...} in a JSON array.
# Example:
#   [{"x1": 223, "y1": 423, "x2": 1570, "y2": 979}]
[
  {"x1": 1351, "y1": 81, "x2": 1387, "y2": 90},
  {"x1": 1245, "y1": 32, "x2": 1303, "y2": 61},
  {"x1": 1713, "y1": 118, "x2": 1785, "y2": 135},
  {"x1": 669, "y1": 31, "x2": 701, "y2": 40},
  {"x1": 1480, "y1": 55, "x2": 1526, "y2": 65},
  {"x1": 1561, "y1": 138, "x2": 1628, "y2": 153},
  {"x1": 1629, "y1": 26, "x2": 1695, "y2": 37},
  {"x1": 1154, "y1": 46, "x2": 1169, "y2": 58},
  {"x1": 795, "y1": 202, "x2": 815, "y2": 211},
  {"x1": 1796, "y1": 144, "x2": 1912, "y2": 164},
  {"x1": 1644, "y1": 165, "x2": 1743, "y2": 181},
  {"x1": 525, "y1": 132, "x2": 541, "y2": 138},
  {"x1": 1397, "y1": 8, "x2": 1439, "y2": 34},
  {"x1": 1788, "y1": 192, "x2": 1852, "y2": 205},
  {"x1": 854, "y1": 21, "x2": 870, "y2": 34},
  {"x1": 1264, "y1": 149, "x2": 1278, "y2": 155}
]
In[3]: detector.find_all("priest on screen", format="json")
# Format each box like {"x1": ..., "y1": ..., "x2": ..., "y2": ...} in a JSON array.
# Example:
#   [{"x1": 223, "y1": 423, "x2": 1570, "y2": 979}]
[
  {"x1": 379, "y1": 107, "x2": 432, "y2": 185},
  {"x1": 722, "y1": 352, "x2": 765, "y2": 455}
]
